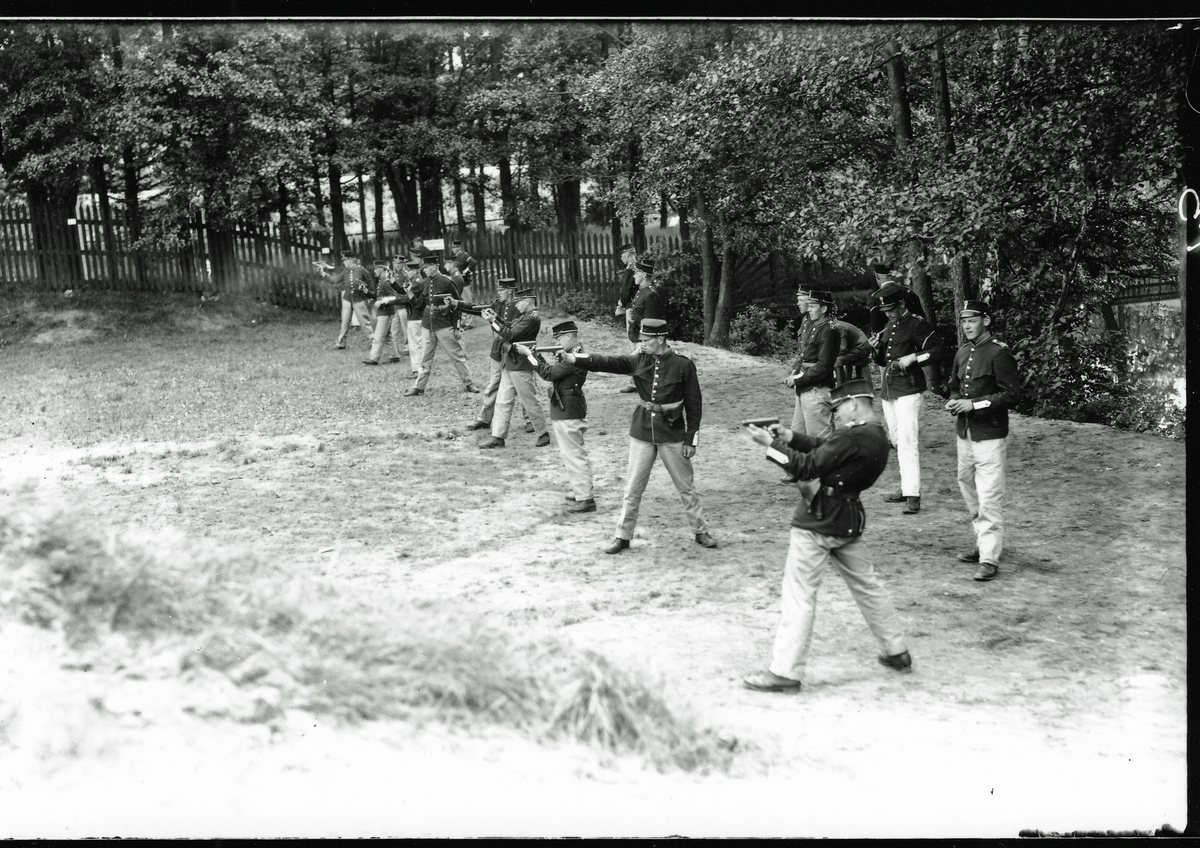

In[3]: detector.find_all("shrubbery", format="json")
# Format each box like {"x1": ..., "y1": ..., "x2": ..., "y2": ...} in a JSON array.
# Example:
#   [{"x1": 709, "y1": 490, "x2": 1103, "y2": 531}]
[
  {"x1": 552, "y1": 289, "x2": 611, "y2": 323},
  {"x1": 728, "y1": 304, "x2": 796, "y2": 361}
]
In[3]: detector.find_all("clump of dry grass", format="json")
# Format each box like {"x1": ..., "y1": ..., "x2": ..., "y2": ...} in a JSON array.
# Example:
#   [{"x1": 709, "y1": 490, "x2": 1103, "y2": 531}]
[{"x1": 0, "y1": 499, "x2": 738, "y2": 773}]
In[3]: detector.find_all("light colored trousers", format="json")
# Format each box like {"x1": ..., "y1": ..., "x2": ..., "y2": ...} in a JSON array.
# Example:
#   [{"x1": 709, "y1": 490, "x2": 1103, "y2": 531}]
[
  {"x1": 957, "y1": 435, "x2": 1008, "y2": 565},
  {"x1": 477, "y1": 357, "x2": 530, "y2": 425},
  {"x1": 790, "y1": 386, "x2": 834, "y2": 439},
  {"x1": 491, "y1": 368, "x2": 548, "y2": 439},
  {"x1": 881, "y1": 392, "x2": 923, "y2": 497},
  {"x1": 369, "y1": 311, "x2": 403, "y2": 362},
  {"x1": 553, "y1": 418, "x2": 594, "y2": 501},
  {"x1": 616, "y1": 438, "x2": 709, "y2": 540},
  {"x1": 770, "y1": 527, "x2": 908, "y2": 682},
  {"x1": 336, "y1": 298, "x2": 373, "y2": 346},
  {"x1": 415, "y1": 326, "x2": 473, "y2": 391},
  {"x1": 405, "y1": 319, "x2": 425, "y2": 374}
]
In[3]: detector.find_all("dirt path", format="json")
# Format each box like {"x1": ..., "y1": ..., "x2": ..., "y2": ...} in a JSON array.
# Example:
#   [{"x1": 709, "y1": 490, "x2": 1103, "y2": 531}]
[{"x1": 0, "y1": 315, "x2": 1186, "y2": 837}]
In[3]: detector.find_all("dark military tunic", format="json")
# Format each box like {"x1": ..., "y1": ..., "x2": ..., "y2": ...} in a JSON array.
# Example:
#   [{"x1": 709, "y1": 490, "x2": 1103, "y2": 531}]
[
  {"x1": 833, "y1": 319, "x2": 871, "y2": 369},
  {"x1": 947, "y1": 333, "x2": 1022, "y2": 440},
  {"x1": 573, "y1": 349, "x2": 702, "y2": 447},
  {"x1": 766, "y1": 420, "x2": 891, "y2": 538},
  {"x1": 419, "y1": 271, "x2": 462, "y2": 332},
  {"x1": 618, "y1": 266, "x2": 638, "y2": 310},
  {"x1": 372, "y1": 272, "x2": 406, "y2": 316},
  {"x1": 790, "y1": 316, "x2": 840, "y2": 394},
  {"x1": 532, "y1": 347, "x2": 588, "y2": 420},
  {"x1": 871, "y1": 310, "x2": 945, "y2": 400},
  {"x1": 627, "y1": 282, "x2": 665, "y2": 344},
  {"x1": 323, "y1": 266, "x2": 375, "y2": 304},
  {"x1": 491, "y1": 310, "x2": 542, "y2": 371},
  {"x1": 461, "y1": 297, "x2": 521, "y2": 362}
]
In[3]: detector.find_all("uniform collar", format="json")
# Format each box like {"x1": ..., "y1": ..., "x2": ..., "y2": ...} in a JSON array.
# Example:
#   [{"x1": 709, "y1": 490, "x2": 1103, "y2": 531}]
[{"x1": 969, "y1": 332, "x2": 993, "y2": 347}]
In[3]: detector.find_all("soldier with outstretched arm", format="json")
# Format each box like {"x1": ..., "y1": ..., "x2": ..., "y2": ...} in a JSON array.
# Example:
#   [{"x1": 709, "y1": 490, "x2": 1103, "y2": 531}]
[
  {"x1": 476, "y1": 287, "x2": 550, "y2": 448},
  {"x1": 315, "y1": 249, "x2": 375, "y2": 350},
  {"x1": 560, "y1": 318, "x2": 717, "y2": 553},
  {"x1": 741, "y1": 379, "x2": 912, "y2": 693}
]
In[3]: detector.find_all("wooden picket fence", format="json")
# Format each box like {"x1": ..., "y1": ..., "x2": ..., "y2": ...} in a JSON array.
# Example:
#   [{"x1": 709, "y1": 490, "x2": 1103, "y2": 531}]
[{"x1": 0, "y1": 199, "x2": 687, "y2": 313}]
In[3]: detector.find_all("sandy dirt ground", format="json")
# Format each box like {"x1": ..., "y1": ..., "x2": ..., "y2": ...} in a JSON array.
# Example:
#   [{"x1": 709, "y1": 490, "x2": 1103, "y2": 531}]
[{"x1": 0, "y1": 312, "x2": 1188, "y2": 838}]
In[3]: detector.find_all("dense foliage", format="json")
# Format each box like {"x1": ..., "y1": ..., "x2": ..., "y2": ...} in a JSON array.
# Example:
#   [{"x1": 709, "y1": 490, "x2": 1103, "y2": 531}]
[{"x1": 0, "y1": 20, "x2": 1189, "y2": 435}]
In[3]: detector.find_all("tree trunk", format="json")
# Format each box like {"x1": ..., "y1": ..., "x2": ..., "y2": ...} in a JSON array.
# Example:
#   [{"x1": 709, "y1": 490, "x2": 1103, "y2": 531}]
[
  {"x1": 277, "y1": 176, "x2": 291, "y2": 243},
  {"x1": 311, "y1": 155, "x2": 327, "y2": 230},
  {"x1": 883, "y1": 39, "x2": 914, "y2": 151},
  {"x1": 677, "y1": 199, "x2": 691, "y2": 247},
  {"x1": 498, "y1": 155, "x2": 517, "y2": 229},
  {"x1": 355, "y1": 168, "x2": 368, "y2": 247},
  {"x1": 693, "y1": 188, "x2": 719, "y2": 339},
  {"x1": 555, "y1": 178, "x2": 581, "y2": 238},
  {"x1": 659, "y1": 192, "x2": 670, "y2": 228},
  {"x1": 469, "y1": 161, "x2": 487, "y2": 234},
  {"x1": 109, "y1": 26, "x2": 144, "y2": 282},
  {"x1": 707, "y1": 214, "x2": 736, "y2": 348},
  {"x1": 932, "y1": 31, "x2": 956, "y2": 159},
  {"x1": 452, "y1": 171, "x2": 466, "y2": 236},
  {"x1": 632, "y1": 211, "x2": 646, "y2": 254},
  {"x1": 27, "y1": 182, "x2": 82, "y2": 288},
  {"x1": 417, "y1": 156, "x2": 442, "y2": 238},
  {"x1": 372, "y1": 168, "x2": 385, "y2": 248},
  {"x1": 89, "y1": 157, "x2": 119, "y2": 284},
  {"x1": 383, "y1": 161, "x2": 411, "y2": 239},
  {"x1": 328, "y1": 158, "x2": 346, "y2": 255},
  {"x1": 950, "y1": 253, "x2": 973, "y2": 346}
]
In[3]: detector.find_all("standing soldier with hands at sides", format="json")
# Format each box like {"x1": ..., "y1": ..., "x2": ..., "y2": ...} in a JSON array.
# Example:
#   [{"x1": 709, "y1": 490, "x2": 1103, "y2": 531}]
[
  {"x1": 514, "y1": 321, "x2": 596, "y2": 514},
  {"x1": 614, "y1": 244, "x2": 640, "y2": 393},
  {"x1": 785, "y1": 289, "x2": 840, "y2": 439},
  {"x1": 945, "y1": 300, "x2": 1022, "y2": 582},
  {"x1": 786, "y1": 287, "x2": 813, "y2": 433},
  {"x1": 477, "y1": 288, "x2": 550, "y2": 449},
  {"x1": 741, "y1": 379, "x2": 912, "y2": 693},
  {"x1": 405, "y1": 254, "x2": 477, "y2": 397},
  {"x1": 560, "y1": 318, "x2": 717, "y2": 554},
  {"x1": 316, "y1": 249, "x2": 375, "y2": 350},
  {"x1": 868, "y1": 281, "x2": 945, "y2": 515}
]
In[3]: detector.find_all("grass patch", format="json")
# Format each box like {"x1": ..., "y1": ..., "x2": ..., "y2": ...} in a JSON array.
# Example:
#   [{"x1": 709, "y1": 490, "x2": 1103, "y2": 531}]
[{"x1": 0, "y1": 498, "x2": 738, "y2": 774}]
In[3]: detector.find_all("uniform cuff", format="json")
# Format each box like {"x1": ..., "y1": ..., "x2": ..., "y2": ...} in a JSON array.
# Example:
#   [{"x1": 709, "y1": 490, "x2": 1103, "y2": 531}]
[{"x1": 973, "y1": 399, "x2": 992, "y2": 410}]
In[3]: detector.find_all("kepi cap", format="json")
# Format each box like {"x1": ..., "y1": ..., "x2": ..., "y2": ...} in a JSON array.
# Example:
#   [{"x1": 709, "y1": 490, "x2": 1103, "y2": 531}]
[
  {"x1": 552, "y1": 320, "x2": 579, "y2": 336},
  {"x1": 618, "y1": 243, "x2": 634, "y2": 253},
  {"x1": 514, "y1": 287, "x2": 536, "y2": 301},
  {"x1": 960, "y1": 300, "x2": 990, "y2": 318},
  {"x1": 497, "y1": 277, "x2": 517, "y2": 289},
  {"x1": 808, "y1": 289, "x2": 834, "y2": 307},
  {"x1": 404, "y1": 258, "x2": 421, "y2": 269},
  {"x1": 873, "y1": 283, "x2": 906, "y2": 308},
  {"x1": 639, "y1": 318, "x2": 669, "y2": 337},
  {"x1": 831, "y1": 379, "x2": 875, "y2": 407},
  {"x1": 422, "y1": 254, "x2": 440, "y2": 265},
  {"x1": 635, "y1": 258, "x2": 655, "y2": 275}
]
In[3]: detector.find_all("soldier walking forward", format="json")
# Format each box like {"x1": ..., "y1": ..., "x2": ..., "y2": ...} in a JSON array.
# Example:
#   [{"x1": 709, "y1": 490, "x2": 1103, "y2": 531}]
[{"x1": 742, "y1": 379, "x2": 912, "y2": 693}]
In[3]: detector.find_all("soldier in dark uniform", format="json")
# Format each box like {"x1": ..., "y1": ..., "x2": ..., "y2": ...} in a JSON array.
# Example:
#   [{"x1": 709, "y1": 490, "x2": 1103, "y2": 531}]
[
  {"x1": 627, "y1": 258, "x2": 665, "y2": 346},
  {"x1": 868, "y1": 263, "x2": 924, "y2": 336},
  {"x1": 868, "y1": 282, "x2": 945, "y2": 515},
  {"x1": 461, "y1": 278, "x2": 532, "y2": 434},
  {"x1": 515, "y1": 320, "x2": 596, "y2": 514},
  {"x1": 477, "y1": 287, "x2": 549, "y2": 448},
  {"x1": 786, "y1": 286, "x2": 813, "y2": 432},
  {"x1": 832, "y1": 309, "x2": 872, "y2": 385},
  {"x1": 409, "y1": 235, "x2": 435, "y2": 262},
  {"x1": 786, "y1": 289, "x2": 840, "y2": 440},
  {"x1": 318, "y1": 250, "x2": 375, "y2": 350},
  {"x1": 561, "y1": 318, "x2": 717, "y2": 553},
  {"x1": 615, "y1": 244, "x2": 640, "y2": 393},
  {"x1": 450, "y1": 239, "x2": 477, "y2": 329},
  {"x1": 741, "y1": 379, "x2": 912, "y2": 692},
  {"x1": 945, "y1": 300, "x2": 1022, "y2": 582},
  {"x1": 405, "y1": 254, "x2": 477, "y2": 396}
]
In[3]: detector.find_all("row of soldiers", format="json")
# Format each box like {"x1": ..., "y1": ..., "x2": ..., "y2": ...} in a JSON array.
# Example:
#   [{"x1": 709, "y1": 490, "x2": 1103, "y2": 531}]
[{"x1": 321, "y1": 241, "x2": 1023, "y2": 695}]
